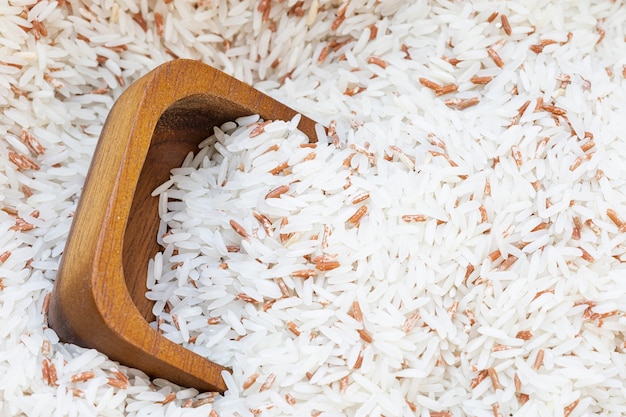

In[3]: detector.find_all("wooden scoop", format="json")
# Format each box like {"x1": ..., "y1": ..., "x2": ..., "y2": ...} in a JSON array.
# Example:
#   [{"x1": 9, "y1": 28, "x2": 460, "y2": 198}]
[{"x1": 48, "y1": 59, "x2": 318, "y2": 393}]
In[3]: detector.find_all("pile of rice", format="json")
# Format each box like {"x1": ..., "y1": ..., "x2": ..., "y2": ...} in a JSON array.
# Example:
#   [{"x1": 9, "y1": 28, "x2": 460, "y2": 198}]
[{"x1": 1, "y1": 0, "x2": 626, "y2": 416}]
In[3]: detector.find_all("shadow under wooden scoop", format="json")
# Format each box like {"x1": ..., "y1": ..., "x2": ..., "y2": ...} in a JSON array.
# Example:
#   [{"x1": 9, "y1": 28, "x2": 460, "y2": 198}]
[{"x1": 48, "y1": 59, "x2": 318, "y2": 393}]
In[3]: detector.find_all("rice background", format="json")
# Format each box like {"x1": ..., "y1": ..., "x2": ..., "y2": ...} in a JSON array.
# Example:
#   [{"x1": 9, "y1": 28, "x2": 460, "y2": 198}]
[{"x1": 1, "y1": 0, "x2": 626, "y2": 416}]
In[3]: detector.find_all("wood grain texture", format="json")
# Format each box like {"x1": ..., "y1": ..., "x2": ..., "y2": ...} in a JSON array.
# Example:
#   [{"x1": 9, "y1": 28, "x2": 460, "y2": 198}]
[{"x1": 48, "y1": 59, "x2": 318, "y2": 393}]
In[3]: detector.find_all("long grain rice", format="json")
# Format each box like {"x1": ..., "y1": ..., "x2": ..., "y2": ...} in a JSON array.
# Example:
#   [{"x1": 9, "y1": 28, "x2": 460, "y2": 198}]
[{"x1": 2, "y1": 0, "x2": 626, "y2": 416}]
